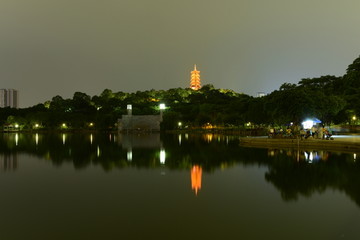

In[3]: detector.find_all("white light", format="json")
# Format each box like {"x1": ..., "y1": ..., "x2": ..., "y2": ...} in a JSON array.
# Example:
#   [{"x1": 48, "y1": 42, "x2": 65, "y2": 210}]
[
  {"x1": 160, "y1": 149, "x2": 166, "y2": 164},
  {"x1": 159, "y1": 103, "x2": 166, "y2": 110},
  {"x1": 90, "y1": 134, "x2": 93, "y2": 145},
  {"x1": 62, "y1": 134, "x2": 66, "y2": 145},
  {"x1": 35, "y1": 133, "x2": 39, "y2": 145},
  {"x1": 127, "y1": 104, "x2": 132, "y2": 110},
  {"x1": 15, "y1": 124, "x2": 19, "y2": 128},
  {"x1": 178, "y1": 134, "x2": 182, "y2": 145},
  {"x1": 15, "y1": 133, "x2": 19, "y2": 146},
  {"x1": 302, "y1": 120, "x2": 314, "y2": 129},
  {"x1": 127, "y1": 150, "x2": 132, "y2": 161}
]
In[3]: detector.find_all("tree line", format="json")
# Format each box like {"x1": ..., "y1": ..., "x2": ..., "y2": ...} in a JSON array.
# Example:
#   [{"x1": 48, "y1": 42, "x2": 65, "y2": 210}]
[{"x1": 1, "y1": 55, "x2": 360, "y2": 131}]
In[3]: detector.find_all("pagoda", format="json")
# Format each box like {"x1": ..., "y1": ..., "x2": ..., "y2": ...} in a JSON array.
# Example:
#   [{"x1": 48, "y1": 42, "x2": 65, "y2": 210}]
[{"x1": 190, "y1": 65, "x2": 201, "y2": 90}]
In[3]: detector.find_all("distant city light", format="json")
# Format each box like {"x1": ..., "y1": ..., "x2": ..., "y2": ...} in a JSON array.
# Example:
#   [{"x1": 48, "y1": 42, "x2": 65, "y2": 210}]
[
  {"x1": 353, "y1": 115, "x2": 357, "y2": 120},
  {"x1": 34, "y1": 123, "x2": 39, "y2": 128},
  {"x1": 14, "y1": 124, "x2": 19, "y2": 128},
  {"x1": 89, "y1": 122, "x2": 94, "y2": 127},
  {"x1": 62, "y1": 123, "x2": 67, "y2": 128},
  {"x1": 159, "y1": 103, "x2": 166, "y2": 110}
]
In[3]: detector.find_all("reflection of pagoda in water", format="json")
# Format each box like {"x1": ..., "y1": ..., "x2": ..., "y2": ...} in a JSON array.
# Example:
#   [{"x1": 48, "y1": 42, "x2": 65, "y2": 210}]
[
  {"x1": 0, "y1": 154, "x2": 18, "y2": 171},
  {"x1": 191, "y1": 165, "x2": 202, "y2": 195}
]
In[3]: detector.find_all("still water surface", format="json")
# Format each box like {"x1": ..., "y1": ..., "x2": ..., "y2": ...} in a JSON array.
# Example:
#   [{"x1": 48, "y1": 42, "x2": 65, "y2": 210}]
[{"x1": 1, "y1": 133, "x2": 360, "y2": 239}]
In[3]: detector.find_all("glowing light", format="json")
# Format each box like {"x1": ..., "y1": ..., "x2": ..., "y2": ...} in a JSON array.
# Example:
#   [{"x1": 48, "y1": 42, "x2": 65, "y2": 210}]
[
  {"x1": 15, "y1": 133, "x2": 19, "y2": 146},
  {"x1": 353, "y1": 116, "x2": 357, "y2": 121},
  {"x1": 35, "y1": 133, "x2": 39, "y2": 145},
  {"x1": 178, "y1": 122, "x2": 182, "y2": 127},
  {"x1": 62, "y1": 134, "x2": 66, "y2": 145},
  {"x1": 90, "y1": 134, "x2": 93, "y2": 145},
  {"x1": 178, "y1": 134, "x2": 182, "y2": 145},
  {"x1": 14, "y1": 124, "x2": 19, "y2": 128},
  {"x1": 160, "y1": 149, "x2": 166, "y2": 164},
  {"x1": 159, "y1": 103, "x2": 166, "y2": 110},
  {"x1": 354, "y1": 153, "x2": 357, "y2": 161},
  {"x1": 62, "y1": 123, "x2": 67, "y2": 128},
  {"x1": 190, "y1": 65, "x2": 201, "y2": 90},
  {"x1": 127, "y1": 150, "x2": 132, "y2": 161},
  {"x1": 34, "y1": 123, "x2": 39, "y2": 128},
  {"x1": 204, "y1": 134, "x2": 213, "y2": 142},
  {"x1": 127, "y1": 104, "x2": 132, "y2": 110},
  {"x1": 302, "y1": 120, "x2": 314, "y2": 129},
  {"x1": 97, "y1": 146, "x2": 101, "y2": 157},
  {"x1": 89, "y1": 122, "x2": 94, "y2": 127},
  {"x1": 191, "y1": 165, "x2": 202, "y2": 195}
]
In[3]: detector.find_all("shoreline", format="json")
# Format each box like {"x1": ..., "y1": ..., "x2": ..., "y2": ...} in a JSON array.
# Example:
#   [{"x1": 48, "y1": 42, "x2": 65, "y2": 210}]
[{"x1": 239, "y1": 135, "x2": 360, "y2": 152}]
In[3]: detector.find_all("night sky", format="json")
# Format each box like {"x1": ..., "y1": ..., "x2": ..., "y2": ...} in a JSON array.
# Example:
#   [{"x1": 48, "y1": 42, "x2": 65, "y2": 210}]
[{"x1": 1, "y1": 0, "x2": 360, "y2": 107}]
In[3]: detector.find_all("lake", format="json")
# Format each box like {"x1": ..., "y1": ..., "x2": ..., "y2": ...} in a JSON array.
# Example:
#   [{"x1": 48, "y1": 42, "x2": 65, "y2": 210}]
[{"x1": 1, "y1": 133, "x2": 360, "y2": 239}]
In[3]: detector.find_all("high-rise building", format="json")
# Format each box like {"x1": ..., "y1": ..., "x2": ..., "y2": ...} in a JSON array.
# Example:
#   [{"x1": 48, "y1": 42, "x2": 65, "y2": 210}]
[
  {"x1": 190, "y1": 64, "x2": 201, "y2": 90},
  {"x1": 0, "y1": 89, "x2": 19, "y2": 108}
]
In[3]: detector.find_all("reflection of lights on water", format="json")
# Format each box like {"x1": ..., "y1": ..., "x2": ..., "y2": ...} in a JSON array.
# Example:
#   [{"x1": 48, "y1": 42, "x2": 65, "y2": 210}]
[
  {"x1": 35, "y1": 133, "x2": 39, "y2": 145},
  {"x1": 90, "y1": 134, "x2": 93, "y2": 145},
  {"x1": 205, "y1": 134, "x2": 213, "y2": 142},
  {"x1": 178, "y1": 134, "x2": 182, "y2": 145},
  {"x1": 354, "y1": 153, "x2": 357, "y2": 161},
  {"x1": 97, "y1": 146, "x2": 101, "y2": 157},
  {"x1": 185, "y1": 134, "x2": 189, "y2": 140},
  {"x1": 109, "y1": 134, "x2": 112, "y2": 142},
  {"x1": 127, "y1": 150, "x2": 132, "y2": 161},
  {"x1": 15, "y1": 133, "x2": 19, "y2": 146},
  {"x1": 113, "y1": 135, "x2": 116, "y2": 142},
  {"x1": 304, "y1": 152, "x2": 314, "y2": 163},
  {"x1": 160, "y1": 149, "x2": 166, "y2": 164},
  {"x1": 62, "y1": 134, "x2": 66, "y2": 145},
  {"x1": 191, "y1": 165, "x2": 202, "y2": 195}
]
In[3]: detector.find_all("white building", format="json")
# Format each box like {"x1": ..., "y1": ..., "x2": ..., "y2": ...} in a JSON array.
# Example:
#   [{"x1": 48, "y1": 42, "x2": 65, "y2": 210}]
[{"x1": 0, "y1": 89, "x2": 19, "y2": 108}]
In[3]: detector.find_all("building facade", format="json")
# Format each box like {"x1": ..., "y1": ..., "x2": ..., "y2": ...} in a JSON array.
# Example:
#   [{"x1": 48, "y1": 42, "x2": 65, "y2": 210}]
[
  {"x1": 0, "y1": 89, "x2": 19, "y2": 108},
  {"x1": 118, "y1": 105, "x2": 163, "y2": 132},
  {"x1": 190, "y1": 65, "x2": 201, "y2": 90}
]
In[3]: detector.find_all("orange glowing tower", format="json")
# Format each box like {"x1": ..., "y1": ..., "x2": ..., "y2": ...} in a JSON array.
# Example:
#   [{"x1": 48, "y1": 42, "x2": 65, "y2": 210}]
[{"x1": 190, "y1": 64, "x2": 201, "y2": 90}]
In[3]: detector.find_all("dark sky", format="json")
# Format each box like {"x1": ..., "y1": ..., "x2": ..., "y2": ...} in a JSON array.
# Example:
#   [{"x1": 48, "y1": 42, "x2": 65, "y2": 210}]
[{"x1": 1, "y1": 0, "x2": 360, "y2": 107}]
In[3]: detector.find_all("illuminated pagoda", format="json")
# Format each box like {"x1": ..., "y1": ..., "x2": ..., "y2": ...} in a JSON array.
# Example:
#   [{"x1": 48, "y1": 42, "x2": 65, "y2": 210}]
[{"x1": 190, "y1": 64, "x2": 201, "y2": 90}]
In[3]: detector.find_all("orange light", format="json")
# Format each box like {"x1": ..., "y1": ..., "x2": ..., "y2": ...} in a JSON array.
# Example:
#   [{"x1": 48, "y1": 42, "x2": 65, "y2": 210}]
[{"x1": 191, "y1": 165, "x2": 202, "y2": 195}]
